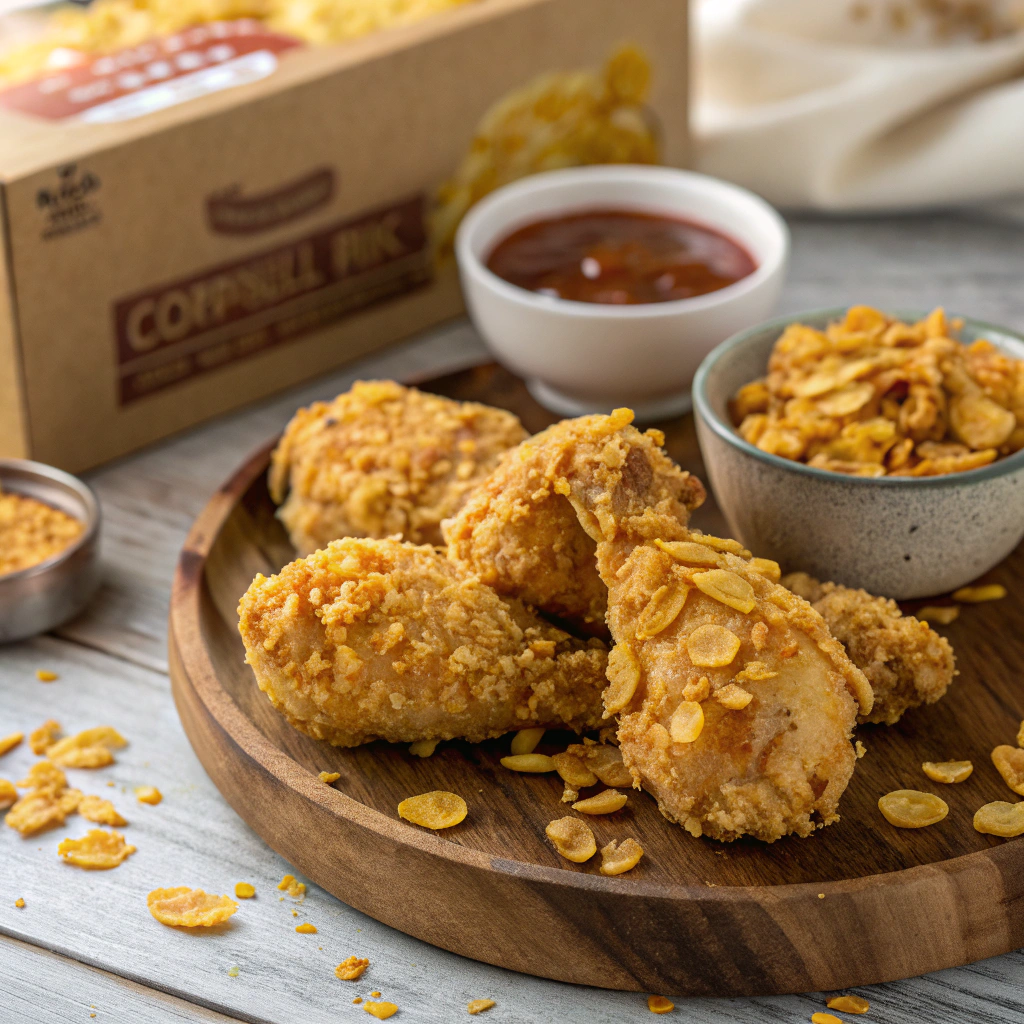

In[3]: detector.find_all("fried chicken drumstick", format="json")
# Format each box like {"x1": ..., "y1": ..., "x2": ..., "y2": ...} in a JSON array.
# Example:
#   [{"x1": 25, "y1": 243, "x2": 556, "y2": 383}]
[
  {"x1": 238, "y1": 536, "x2": 608, "y2": 747},
  {"x1": 452, "y1": 410, "x2": 872, "y2": 841},
  {"x1": 782, "y1": 572, "x2": 955, "y2": 725},
  {"x1": 269, "y1": 381, "x2": 527, "y2": 552}
]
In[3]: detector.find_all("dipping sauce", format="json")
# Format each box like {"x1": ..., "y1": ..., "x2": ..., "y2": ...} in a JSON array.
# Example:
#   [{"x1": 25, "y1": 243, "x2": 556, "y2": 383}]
[{"x1": 486, "y1": 209, "x2": 757, "y2": 305}]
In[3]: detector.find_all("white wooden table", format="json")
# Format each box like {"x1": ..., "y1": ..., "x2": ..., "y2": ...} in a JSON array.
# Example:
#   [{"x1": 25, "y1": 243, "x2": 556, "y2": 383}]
[{"x1": 2, "y1": 213, "x2": 1023, "y2": 1024}]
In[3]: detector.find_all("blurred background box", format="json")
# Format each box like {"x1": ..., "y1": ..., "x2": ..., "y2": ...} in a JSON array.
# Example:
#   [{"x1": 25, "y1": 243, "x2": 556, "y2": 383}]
[{"x1": 0, "y1": 0, "x2": 689, "y2": 472}]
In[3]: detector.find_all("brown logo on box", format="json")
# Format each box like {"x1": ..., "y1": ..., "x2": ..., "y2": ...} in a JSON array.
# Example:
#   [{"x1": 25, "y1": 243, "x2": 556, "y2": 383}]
[
  {"x1": 206, "y1": 168, "x2": 335, "y2": 235},
  {"x1": 36, "y1": 163, "x2": 102, "y2": 240},
  {"x1": 113, "y1": 195, "x2": 430, "y2": 405}
]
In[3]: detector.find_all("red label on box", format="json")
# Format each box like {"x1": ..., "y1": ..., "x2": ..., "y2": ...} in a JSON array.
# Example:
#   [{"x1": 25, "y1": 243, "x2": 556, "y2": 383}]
[
  {"x1": 112, "y1": 195, "x2": 432, "y2": 405},
  {"x1": 0, "y1": 20, "x2": 301, "y2": 122}
]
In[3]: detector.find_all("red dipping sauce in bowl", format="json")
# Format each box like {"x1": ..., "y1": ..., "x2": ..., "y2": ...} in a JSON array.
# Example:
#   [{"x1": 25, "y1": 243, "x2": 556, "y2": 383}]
[{"x1": 485, "y1": 209, "x2": 757, "y2": 305}]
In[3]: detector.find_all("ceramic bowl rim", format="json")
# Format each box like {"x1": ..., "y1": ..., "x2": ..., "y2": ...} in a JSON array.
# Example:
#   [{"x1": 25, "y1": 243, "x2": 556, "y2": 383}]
[
  {"x1": 692, "y1": 307, "x2": 1024, "y2": 489},
  {"x1": 455, "y1": 164, "x2": 790, "y2": 320},
  {"x1": 0, "y1": 458, "x2": 100, "y2": 583}
]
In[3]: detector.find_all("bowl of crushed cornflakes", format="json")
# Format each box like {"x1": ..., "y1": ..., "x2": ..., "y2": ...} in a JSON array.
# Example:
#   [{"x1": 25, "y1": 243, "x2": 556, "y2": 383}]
[
  {"x1": 693, "y1": 306, "x2": 1024, "y2": 599},
  {"x1": 0, "y1": 459, "x2": 101, "y2": 642}
]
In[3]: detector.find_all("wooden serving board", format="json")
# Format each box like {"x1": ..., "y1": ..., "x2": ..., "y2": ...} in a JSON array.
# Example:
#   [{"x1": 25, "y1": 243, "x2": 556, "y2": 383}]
[{"x1": 168, "y1": 363, "x2": 1024, "y2": 997}]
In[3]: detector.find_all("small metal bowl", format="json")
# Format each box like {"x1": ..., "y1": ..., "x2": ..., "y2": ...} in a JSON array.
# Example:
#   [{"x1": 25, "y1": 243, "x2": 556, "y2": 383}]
[{"x1": 0, "y1": 459, "x2": 101, "y2": 643}]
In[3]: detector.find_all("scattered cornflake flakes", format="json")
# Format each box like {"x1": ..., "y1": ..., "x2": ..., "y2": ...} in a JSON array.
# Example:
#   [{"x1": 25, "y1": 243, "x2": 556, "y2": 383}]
[
  {"x1": 545, "y1": 816, "x2": 596, "y2": 863},
  {"x1": 291, "y1": 909, "x2": 298, "y2": 917},
  {"x1": 295, "y1": 922, "x2": 317, "y2": 934},
  {"x1": 135, "y1": 786, "x2": 162, "y2": 805},
  {"x1": 78, "y1": 795, "x2": 126, "y2": 826},
  {"x1": 510, "y1": 727, "x2": 545, "y2": 755},
  {"x1": 647, "y1": 994, "x2": 674, "y2": 1013},
  {"x1": 363, "y1": 1002, "x2": 398, "y2": 1020},
  {"x1": 973, "y1": 800, "x2": 1024, "y2": 837},
  {"x1": 353, "y1": 997, "x2": 363, "y2": 1004},
  {"x1": 878, "y1": 789, "x2": 948, "y2": 828},
  {"x1": 827, "y1": 994, "x2": 870, "y2": 1014},
  {"x1": 234, "y1": 882, "x2": 256, "y2": 899},
  {"x1": 318, "y1": 771, "x2": 341, "y2": 784},
  {"x1": 397, "y1": 791, "x2": 467, "y2": 829},
  {"x1": 29, "y1": 720, "x2": 60, "y2": 755},
  {"x1": 408, "y1": 739, "x2": 437, "y2": 758},
  {"x1": 335, "y1": 956, "x2": 370, "y2": 981},
  {"x1": 35, "y1": 670, "x2": 58, "y2": 682},
  {"x1": 565, "y1": 743, "x2": 633, "y2": 788},
  {"x1": 58, "y1": 829, "x2": 135, "y2": 869},
  {"x1": 0, "y1": 732, "x2": 23, "y2": 757},
  {"x1": 370, "y1": 992, "x2": 382, "y2": 999},
  {"x1": 18, "y1": 760, "x2": 66, "y2": 792},
  {"x1": 499, "y1": 753, "x2": 556, "y2": 773},
  {"x1": 228, "y1": 966, "x2": 240, "y2": 978},
  {"x1": 812, "y1": 1014, "x2": 843, "y2": 1024},
  {"x1": 551, "y1": 750, "x2": 597, "y2": 790},
  {"x1": 147, "y1": 887, "x2": 239, "y2": 927},
  {"x1": 277, "y1": 874, "x2": 306, "y2": 899},
  {"x1": 952, "y1": 583, "x2": 1006, "y2": 603},
  {"x1": 467, "y1": 998, "x2": 496, "y2": 1014},
  {"x1": 46, "y1": 726, "x2": 126, "y2": 768},
  {"x1": 0, "y1": 779, "x2": 16, "y2": 809},
  {"x1": 922, "y1": 760, "x2": 973, "y2": 784},
  {"x1": 599, "y1": 838, "x2": 644, "y2": 876},
  {"x1": 917, "y1": 605, "x2": 959, "y2": 625},
  {"x1": 855, "y1": 740, "x2": 867, "y2": 759},
  {"x1": 6, "y1": 790, "x2": 74, "y2": 836},
  {"x1": 992, "y1": 745, "x2": 1024, "y2": 795},
  {"x1": 572, "y1": 789, "x2": 627, "y2": 815},
  {"x1": 14, "y1": 897, "x2": 24, "y2": 908}
]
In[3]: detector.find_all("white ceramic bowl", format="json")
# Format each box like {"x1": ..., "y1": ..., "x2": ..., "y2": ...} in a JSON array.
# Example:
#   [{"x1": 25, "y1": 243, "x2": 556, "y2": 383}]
[
  {"x1": 455, "y1": 165, "x2": 790, "y2": 419},
  {"x1": 693, "y1": 310, "x2": 1024, "y2": 600}
]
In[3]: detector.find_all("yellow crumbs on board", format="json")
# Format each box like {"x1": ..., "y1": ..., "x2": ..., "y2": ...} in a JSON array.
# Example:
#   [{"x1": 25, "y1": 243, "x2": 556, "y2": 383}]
[
  {"x1": 397, "y1": 791, "x2": 467, "y2": 829},
  {"x1": 0, "y1": 733, "x2": 23, "y2": 757},
  {"x1": 827, "y1": 994, "x2": 870, "y2": 1014},
  {"x1": 335, "y1": 956, "x2": 369, "y2": 981},
  {"x1": 467, "y1": 999, "x2": 496, "y2": 1014},
  {"x1": 363, "y1": 1002, "x2": 398, "y2": 1020},
  {"x1": 58, "y1": 829, "x2": 135, "y2": 869},
  {"x1": 234, "y1": 882, "x2": 256, "y2": 899},
  {"x1": 36, "y1": 670, "x2": 58, "y2": 682},
  {"x1": 952, "y1": 583, "x2": 1006, "y2": 603},
  {"x1": 878, "y1": 790, "x2": 948, "y2": 828},
  {"x1": 318, "y1": 771, "x2": 341, "y2": 784},
  {"x1": 647, "y1": 995, "x2": 674, "y2": 1014},
  {"x1": 135, "y1": 786, "x2": 162, "y2": 805},
  {"x1": 295, "y1": 923, "x2": 317, "y2": 934},
  {"x1": 147, "y1": 887, "x2": 238, "y2": 927},
  {"x1": 277, "y1": 874, "x2": 306, "y2": 898}
]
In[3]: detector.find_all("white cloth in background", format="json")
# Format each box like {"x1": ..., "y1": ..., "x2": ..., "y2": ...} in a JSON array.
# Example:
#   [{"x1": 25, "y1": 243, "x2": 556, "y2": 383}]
[{"x1": 694, "y1": 0, "x2": 1024, "y2": 216}]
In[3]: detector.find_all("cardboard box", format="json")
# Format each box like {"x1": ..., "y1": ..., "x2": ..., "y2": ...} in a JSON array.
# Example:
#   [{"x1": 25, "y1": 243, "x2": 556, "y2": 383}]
[{"x1": 0, "y1": 0, "x2": 689, "y2": 472}]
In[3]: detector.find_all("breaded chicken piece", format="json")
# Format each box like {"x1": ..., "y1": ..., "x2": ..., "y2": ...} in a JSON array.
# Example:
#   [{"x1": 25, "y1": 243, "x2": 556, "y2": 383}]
[
  {"x1": 238, "y1": 537, "x2": 608, "y2": 747},
  {"x1": 495, "y1": 409, "x2": 872, "y2": 842},
  {"x1": 444, "y1": 416, "x2": 705, "y2": 635},
  {"x1": 782, "y1": 572, "x2": 955, "y2": 726},
  {"x1": 269, "y1": 381, "x2": 527, "y2": 552}
]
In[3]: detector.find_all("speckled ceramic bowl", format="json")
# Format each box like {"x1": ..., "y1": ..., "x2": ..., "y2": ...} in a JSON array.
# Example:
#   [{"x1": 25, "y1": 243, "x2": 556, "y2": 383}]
[{"x1": 693, "y1": 309, "x2": 1024, "y2": 599}]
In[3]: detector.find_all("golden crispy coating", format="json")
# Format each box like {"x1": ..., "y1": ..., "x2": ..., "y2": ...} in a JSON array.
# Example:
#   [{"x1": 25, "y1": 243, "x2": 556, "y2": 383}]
[
  {"x1": 496, "y1": 409, "x2": 870, "y2": 842},
  {"x1": 444, "y1": 414, "x2": 704, "y2": 635},
  {"x1": 238, "y1": 537, "x2": 607, "y2": 747},
  {"x1": 269, "y1": 381, "x2": 527, "y2": 552},
  {"x1": 782, "y1": 573, "x2": 955, "y2": 725}
]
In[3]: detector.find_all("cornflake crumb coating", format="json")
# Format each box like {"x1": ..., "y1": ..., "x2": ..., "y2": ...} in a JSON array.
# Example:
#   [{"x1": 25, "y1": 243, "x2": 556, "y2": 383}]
[
  {"x1": 269, "y1": 381, "x2": 527, "y2": 551},
  {"x1": 238, "y1": 536, "x2": 608, "y2": 747}
]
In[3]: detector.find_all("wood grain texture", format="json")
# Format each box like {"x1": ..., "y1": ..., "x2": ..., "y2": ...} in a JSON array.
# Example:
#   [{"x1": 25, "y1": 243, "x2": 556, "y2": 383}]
[{"x1": 169, "y1": 362, "x2": 1024, "y2": 998}]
